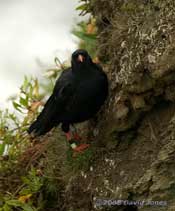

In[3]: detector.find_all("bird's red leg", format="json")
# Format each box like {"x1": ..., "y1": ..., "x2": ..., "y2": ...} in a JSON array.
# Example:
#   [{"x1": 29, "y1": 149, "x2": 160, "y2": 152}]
[
  {"x1": 71, "y1": 126, "x2": 94, "y2": 142},
  {"x1": 65, "y1": 132, "x2": 72, "y2": 141},
  {"x1": 66, "y1": 126, "x2": 90, "y2": 153}
]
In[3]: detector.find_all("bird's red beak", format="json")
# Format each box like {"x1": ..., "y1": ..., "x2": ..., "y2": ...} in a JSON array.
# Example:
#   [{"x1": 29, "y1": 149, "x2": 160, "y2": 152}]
[{"x1": 77, "y1": 54, "x2": 84, "y2": 63}]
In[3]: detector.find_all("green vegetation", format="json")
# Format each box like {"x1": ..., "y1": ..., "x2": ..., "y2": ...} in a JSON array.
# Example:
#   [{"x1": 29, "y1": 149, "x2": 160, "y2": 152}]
[
  {"x1": 0, "y1": 168, "x2": 44, "y2": 211},
  {"x1": 66, "y1": 147, "x2": 94, "y2": 172},
  {"x1": 0, "y1": 3, "x2": 98, "y2": 210},
  {"x1": 72, "y1": 18, "x2": 97, "y2": 58}
]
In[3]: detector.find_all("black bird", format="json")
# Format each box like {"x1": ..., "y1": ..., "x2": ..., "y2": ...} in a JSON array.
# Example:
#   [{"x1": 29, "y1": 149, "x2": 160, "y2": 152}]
[{"x1": 28, "y1": 49, "x2": 108, "y2": 152}]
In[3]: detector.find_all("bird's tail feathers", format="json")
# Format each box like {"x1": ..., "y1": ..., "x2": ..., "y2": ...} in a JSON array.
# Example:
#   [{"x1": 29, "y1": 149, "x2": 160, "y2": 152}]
[{"x1": 28, "y1": 95, "x2": 58, "y2": 137}]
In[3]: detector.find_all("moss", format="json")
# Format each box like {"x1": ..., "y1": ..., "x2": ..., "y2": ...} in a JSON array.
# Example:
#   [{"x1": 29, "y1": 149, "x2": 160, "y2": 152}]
[{"x1": 66, "y1": 147, "x2": 94, "y2": 172}]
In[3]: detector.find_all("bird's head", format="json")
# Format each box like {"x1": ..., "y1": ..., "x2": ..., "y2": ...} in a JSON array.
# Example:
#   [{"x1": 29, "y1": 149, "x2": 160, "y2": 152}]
[{"x1": 71, "y1": 49, "x2": 92, "y2": 71}]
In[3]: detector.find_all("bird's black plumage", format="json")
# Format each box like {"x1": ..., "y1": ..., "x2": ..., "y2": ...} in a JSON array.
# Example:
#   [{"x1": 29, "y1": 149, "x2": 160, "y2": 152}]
[{"x1": 28, "y1": 49, "x2": 108, "y2": 136}]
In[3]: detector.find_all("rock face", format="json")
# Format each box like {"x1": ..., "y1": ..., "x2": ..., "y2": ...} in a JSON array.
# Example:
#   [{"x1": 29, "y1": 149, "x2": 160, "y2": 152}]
[{"x1": 63, "y1": 1, "x2": 175, "y2": 211}]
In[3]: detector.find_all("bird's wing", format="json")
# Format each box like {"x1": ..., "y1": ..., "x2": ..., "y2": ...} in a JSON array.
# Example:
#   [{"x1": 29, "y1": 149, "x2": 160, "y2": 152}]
[
  {"x1": 28, "y1": 68, "x2": 75, "y2": 136},
  {"x1": 52, "y1": 70, "x2": 76, "y2": 108}
]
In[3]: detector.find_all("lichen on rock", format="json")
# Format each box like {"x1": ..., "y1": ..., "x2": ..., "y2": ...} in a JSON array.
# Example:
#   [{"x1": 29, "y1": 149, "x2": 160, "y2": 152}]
[{"x1": 61, "y1": 1, "x2": 175, "y2": 210}]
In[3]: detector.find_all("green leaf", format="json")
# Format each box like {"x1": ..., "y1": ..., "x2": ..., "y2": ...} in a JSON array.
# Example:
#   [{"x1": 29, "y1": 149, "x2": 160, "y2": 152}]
[
  {"x1": 29, "y1": 84, "x2": 34, "y2": 99},
  {"x1": 6, "y1": 199, "x2": 23, "y2": 207},
  {"x1": 22, "y1": 76, "x2": 29, "y2": 91},
  {"x1": 21, "y1": 176, "x2": 31, "y2": 185},
  {"x1": 19, "y1": 188, "x2": 31, "y2": 196},
  {"x1": 76, "y1": 3, "x2": 88, "y2": 11},
  {"x1": 12, "y1": 102, "x2": 22, "y2": 112},
  {"x1": 20, "y1": 97, "x2": 28, "y2": 107},
  {"x1": 6, "y1": 200, "x2": 36, "y2": 211},
  {"x1": 72, "y1": 30, "x2": 96, "y2": 42},
  {"x1": 2, "y1": 204, "x2": 12, "y2": 211},
  {"x1": 21, "y1": 204, "x2": 36, "y2": 211},
  {"x1": 0, "y1": 143, "x2": 5, "y2": 156}
]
